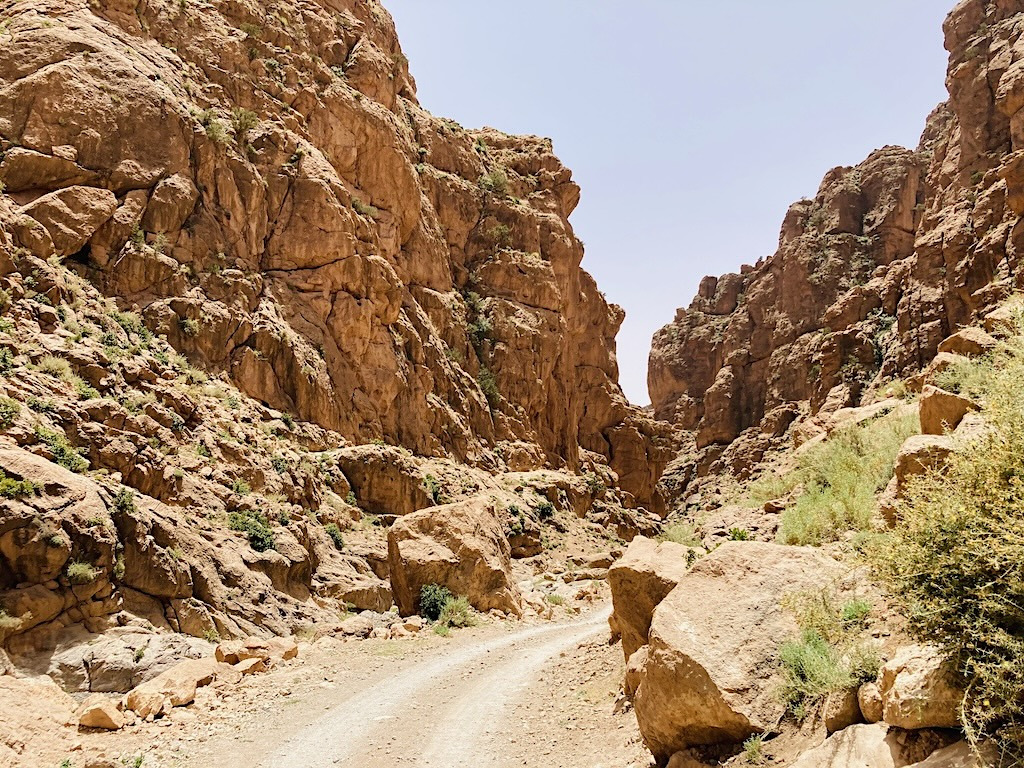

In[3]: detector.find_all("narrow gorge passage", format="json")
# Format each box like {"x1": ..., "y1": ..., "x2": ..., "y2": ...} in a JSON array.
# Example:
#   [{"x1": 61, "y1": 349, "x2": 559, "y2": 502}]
[{"x1": 260, "y1": 608, "x2": 619, "y2": 768}]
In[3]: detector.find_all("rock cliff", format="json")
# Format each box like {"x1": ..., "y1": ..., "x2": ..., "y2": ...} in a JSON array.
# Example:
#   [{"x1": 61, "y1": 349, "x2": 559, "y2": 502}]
[
  {"x1": 0, "y1": 0, "x2": 672, "y2": 508},
  {"x1": 0, "y1": 0, "x2": 675, "y2": 665},
  {"x1": 650, "y1": 0, "x2": 1024, "y2": 495}
]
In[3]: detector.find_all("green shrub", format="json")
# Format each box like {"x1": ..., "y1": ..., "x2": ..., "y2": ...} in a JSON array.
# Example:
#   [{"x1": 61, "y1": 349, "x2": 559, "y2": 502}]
[
  {"x1": 583, "y1": 472, "x2": 605, "y2": 495},
  {"x1": 0, "y1": 470, "x2": 35, "y2": 498},
  {"x1": 423, "y1": 474, "x2": 446, "y2": 505},
  {"x1": 478, "y1": 367, "x2": 500, "y2": 409},
  {"x1": 0, "y1": 396, "x2": 19, "y2": 428},
  {"x1": 324, "y1": 523, "x2": 345, "y2": 550},
  {"x1": 750, "y1": 407, "x2": 918, "y2": 546},
  {"x1": 545, "y1": 593, "x2": 565, "y2": 606},
  {"x1": 743, "y1": 734, "x2": 765, "y2": 765},
  {"x1": 778, "y1": 589, "x2": 881, "y2": 719},
  {"x1": 479, "y1": 168, "x2": 510, "y2": 196},
  {"x1": 874, "y1": 319, "x2": 1024, "y2": 755},
  {"x1": 178, "y1": 316, "x2": 200, "y2": 337},
  {"x1": 728, "y1": 527, "x2": 752, "y2": 541},
  {"x1": 228, "y1": 509, "x2": 275, "y2": 552},
  {"x1": 113, "y1": 487, "x2": 136, "y2": 515},
  {"x1": 38, "y1": 355, "x2": 73, "y2": 380},
  {"x1": 231, "y1": 107, "x2": 259, "y2": 145},
  {"x1": 418, "y1": 583, "x2": 453, "y2": 621},
  {"x1": 437, "y1": 595, "x2": 476, "y2": 629},
  {"x1": 779, "y1": 629, "x2": 851, "y2": 718},
  {"x1": 0, "y1": 347, "x2": 12, "y2": 374},
  {"x1": 535, "y1": 500, "x2": 555, "y2": 520},
  {"x1": 72, "y1": 376, "x2": 99, "y2": 401},
  {"x1": 35, "y1": 426, "x2": 88, "y2": 473},
  {"x1": 658, "y1": 522, "x2": 702, "y2": 547},
  {"x1": 840, "y1": 599, "x2": 872, "y2": 626},
  {"x1": 66, "y1": 560, "x2": 99, "y2": 585},
  {"x1": 230, "y1": 478, "x2": 251, "y2": 496}
]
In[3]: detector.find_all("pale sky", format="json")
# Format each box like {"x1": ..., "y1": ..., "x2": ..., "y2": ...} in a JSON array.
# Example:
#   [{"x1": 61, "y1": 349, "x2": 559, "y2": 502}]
[{"x1": 386, "y1": 1, "x2": 953, "y2": 404}]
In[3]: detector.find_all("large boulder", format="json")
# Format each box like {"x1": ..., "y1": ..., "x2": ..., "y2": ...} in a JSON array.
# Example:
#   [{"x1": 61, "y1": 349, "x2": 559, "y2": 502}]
[
  {"x1": 608, "y1": 537, "x2": 693, "y2": 659},
  {"x1": 123, "y1": 657, "x2": 228, "y2": 718},
  {"x1": 919, "y1": 386, "x2": 978, "y2": 436},
  {"x1": 633, "y1": 542, "x2": 845, "y2": 763},
  {"x1": 388, "y1": 494, "x2": 521, "y2": 617},
  {"x1": 790, "y1": 724, "x2": 912, "y2": 768},
  {"x1": 879, "y1": 645, "x2": 963, "y2": 730}
]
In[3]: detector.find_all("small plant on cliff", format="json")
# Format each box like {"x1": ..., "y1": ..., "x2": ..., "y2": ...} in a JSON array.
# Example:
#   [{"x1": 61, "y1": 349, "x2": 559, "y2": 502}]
[
  {"x1": 743, "y1": 734, "x2": 766, "y2": 765},
  {"x1": 535, "y1": 500, "x2": 555, "y2": 520},
  {"x1": 0, "y1": 608, "x2": 20, "y2": 633},
  {"x1": 230, "y1": 478, "x2": 251, "y2": 496},
  {"x1": 65, "y1": 560, "x2": 99, "y2": 585},
  {"x1": 228, "y1": 509, "x2": 275, "y2": 552},
  {"x1": 38, "y1": 355, "x2": 73, "y2": 380},
  {"x1": 352, "y1": 198, "x2": 380, "y2": 220},
  {"x1": 114, "y1": 489, "x2": 137, "y2": 520},
  {"x1": 479, "y1": 168, "x2": 510, "y2": 196},
  {"x1": 873, "y1": 316, "x2": 1024, "y2": 756},
  {"x1": 324, "y1": 523, "x2": 345, "y2": 551},
  {"x1": 178, "y1": 316, "x2": 200, "y2": 337},
  {"x1": 0, "y1": 396, "x2": 20, "y2": 428},
  {"x1": 423, "y1": 474, "x2": 446, "y2": 505},
  {"x1": 0, "y1": 470, "x2": 35, "y2": 498},
  {"x1": 231, "y1": 107, "x2": 259, "y2": 146},
  {"x1": 477, "y1": 367, "x2": 500, "y2": 409},
  {"x1": 35, "y1": 426, "x2": 88, "y2": 473},
  {"x1": 418, "y1": 583, "x2": 453, "y2": 621},
  {"x1": 728, "y1": 527, "x2": 752, "y2": 541}
]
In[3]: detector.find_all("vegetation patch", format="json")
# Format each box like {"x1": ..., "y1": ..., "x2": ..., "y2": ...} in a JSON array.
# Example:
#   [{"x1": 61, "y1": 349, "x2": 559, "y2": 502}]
[
  {"x1": 874, "y1": 319, "x2": 1024, "y2": 756},
  {"x1": 228, "y1": 509, "x2": 275, "y2": 552},
  {"x1": 66, "y1": 560, "x2": 99, "y2": 585},
  {"x1": 778, "y1": 589, "x2": 880, "y2": 720},
  {"x1": 418, "y1": 583, "x2": 453, "y2": 621},
  {"x1": 749, "y1": 407, "x2": 918, "y2": 546},
  {"x1": 0, "y1": 470, "x2": 35, "y2": 498},
  {"x1": 324, "y1": 523, "x2": 345, "y2": 550},
  {"x1": 35, "y1": 426, "x2": 88, "y2": 473}
]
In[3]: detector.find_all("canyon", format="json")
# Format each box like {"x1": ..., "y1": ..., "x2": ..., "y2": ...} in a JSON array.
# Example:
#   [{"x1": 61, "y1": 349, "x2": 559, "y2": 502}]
[{"x1": 0, "y1": 0, "x2": 1021, "y2": 767}]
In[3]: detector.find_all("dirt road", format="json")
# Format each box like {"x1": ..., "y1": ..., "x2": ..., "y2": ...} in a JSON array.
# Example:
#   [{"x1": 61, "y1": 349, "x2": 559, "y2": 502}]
[{"x1": 254, "y1": 607, "x2": 641, "y2": 768}]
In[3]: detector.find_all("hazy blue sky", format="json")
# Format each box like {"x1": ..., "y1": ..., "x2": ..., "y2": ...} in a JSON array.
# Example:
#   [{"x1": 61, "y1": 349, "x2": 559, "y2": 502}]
[{"x1": 386, "y1": 1, "x2": 953, "y2": 403}]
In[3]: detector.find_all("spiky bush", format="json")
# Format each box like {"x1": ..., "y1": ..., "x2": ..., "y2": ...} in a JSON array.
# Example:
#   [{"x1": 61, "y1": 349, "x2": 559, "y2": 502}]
[{"x1": 875, "y1": 317, "x2": 1024, "y2": 756}]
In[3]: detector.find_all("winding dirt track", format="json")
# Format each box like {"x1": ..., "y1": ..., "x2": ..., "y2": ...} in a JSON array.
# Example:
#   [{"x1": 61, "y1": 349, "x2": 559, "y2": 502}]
[{"x1": 259, "y1": 608, "x2": 614, "y2": 768}]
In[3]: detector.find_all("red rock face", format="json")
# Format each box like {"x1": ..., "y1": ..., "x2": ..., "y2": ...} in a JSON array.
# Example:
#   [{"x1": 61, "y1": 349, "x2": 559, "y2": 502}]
[
  {"x1": 0, "y1": 0, "x2": 673, "y2": 508},
  {"x1": 650, "y1": 0, "x2": 1024, "y2": 473}
]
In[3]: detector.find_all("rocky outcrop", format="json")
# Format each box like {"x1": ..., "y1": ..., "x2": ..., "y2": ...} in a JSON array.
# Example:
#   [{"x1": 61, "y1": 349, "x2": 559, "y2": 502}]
[
  {"x1": 607, "y1": 537, "x2": 693, "y2": 660},
  {"x1": 0, "y1": 0, "x2": 672, "y2": 513},
  {"x1": 388, "y1": 494, "x2": 521, "y2": 617},
  {"x1": 650, "y1": 0, "x2": 1024, "y2": 499},
  {"x1": 631, "y1": 542, "x2": 846, "y2": 763},
  {"x1": 878, "y1": 645, "x2": 964, "y2": 730}
]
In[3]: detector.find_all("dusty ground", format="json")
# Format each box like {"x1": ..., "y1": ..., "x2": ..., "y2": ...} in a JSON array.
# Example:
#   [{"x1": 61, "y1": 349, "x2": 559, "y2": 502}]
[{"x1": 65, "y1": 605, "x2": 651, "y2": 768}]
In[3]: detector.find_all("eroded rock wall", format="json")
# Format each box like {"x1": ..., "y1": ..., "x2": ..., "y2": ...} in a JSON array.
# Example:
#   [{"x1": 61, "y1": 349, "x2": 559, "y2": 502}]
[
  {"x1": 0, "y1": 0, "x2": 672, "y2": 509},
  {"x1": 650, "y1": 0, "x2": 1024, "y2": 492}
]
